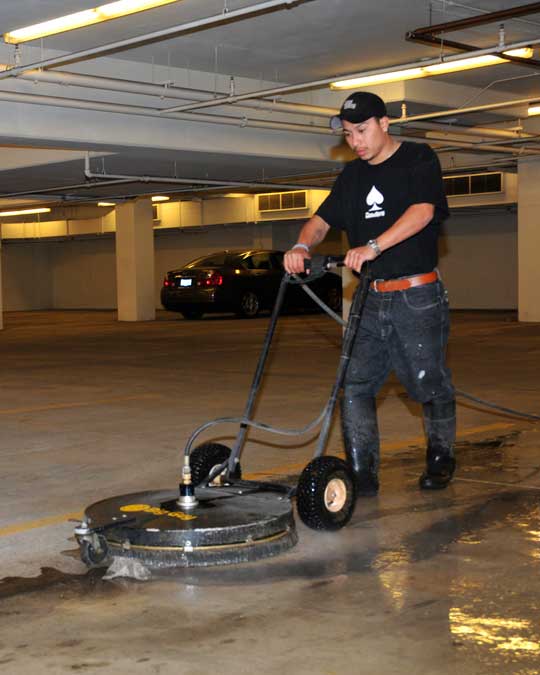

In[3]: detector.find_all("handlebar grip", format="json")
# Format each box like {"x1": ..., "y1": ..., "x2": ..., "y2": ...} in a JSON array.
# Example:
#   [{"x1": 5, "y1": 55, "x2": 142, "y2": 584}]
[
  {"x1": 324, "y1": 255, "x2": 345, "y2": 269},
  {"x1": 302, "y1": 255, "x2": 345, "y2": 275}
]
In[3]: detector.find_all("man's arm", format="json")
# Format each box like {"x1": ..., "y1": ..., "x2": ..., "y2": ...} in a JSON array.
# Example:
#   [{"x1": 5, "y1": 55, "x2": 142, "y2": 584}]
[
  {"x1": 283, "y1": 215, "x2": 331, "y2": 274},
  {"x1": 344, "y1": 203, "x2": 434, "y2": 273}
]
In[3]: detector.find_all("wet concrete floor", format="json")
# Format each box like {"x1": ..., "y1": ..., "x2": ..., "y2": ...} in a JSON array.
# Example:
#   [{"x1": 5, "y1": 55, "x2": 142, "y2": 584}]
[{"x1": 1, "y1": 309, "x2": 539, "y2": 674}]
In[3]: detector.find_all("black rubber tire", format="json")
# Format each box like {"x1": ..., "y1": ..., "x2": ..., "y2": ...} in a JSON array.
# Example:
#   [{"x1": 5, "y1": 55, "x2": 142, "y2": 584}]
[
  {"x1": 296, "y1": 456, "x2": 356, "y2": 531},
  {"x1": 323, "y1": 285, "x2": 342, "y2": 314},
  {"x1": 181, "y1": 308, "x2": 204, "y2": 320},
  {"x1": 189, "y1": 442, "x2": 242, "y2": 486},
  {"x1": 80, "y1": 535, "x2": 109, "y2": 567},
  {"x1": 237, "y1": 291, "x2": 260, "y2": 318}
]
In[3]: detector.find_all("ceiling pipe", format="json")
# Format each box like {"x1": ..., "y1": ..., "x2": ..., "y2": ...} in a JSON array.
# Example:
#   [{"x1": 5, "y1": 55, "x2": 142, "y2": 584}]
[
  {"x1": 11, "y1": 68, "x2": 335, "y2": 119},
  {"x1": 442, "y1": 158, "x2": 520, "y2": 172},
  {"x1": 83, "y1": 154, "x2": 330, "y2": 191},
  {"x1": 0, "y1": 89, "x2": 332, "y2": 135},
  {"x1": 390, "y1": 130, "x2": 537, "y2": 154},
  {"x1": 400, "y1": 120, "x2": 535, "y2": 140},
  {"x1": 389, "y1": 95, "x2": 540, "y2": 125},
  {"x1": 83, "y1": 170, "x2": 330, "y2": 192},
  {"x1": 0, "y1": 87, "x2": 531, "y2": 167},
  {"x1": 0, "y1": 86, "x2": 536, "y2": 163},
  {"x1": 16, "y1": 66, "x2": 540, "y2": 147},
  {"x1": 0, "y1": 178, "x2": 138, "y2": 200},
  {"x1": 409, "y1": 1, "x2": 540, "y2": 37},
  {"x1": 0, "y1": 0, "x2": 313, "y2": 79},
  {"x1": 406, "y1": 2, "x2": 540, "y2": 70},
  {"x1": 160, "y1": 36, "x2": 540, "y2": 114},
  {"x1": 14, "y1": 67, "x2": 540, "y2": 147},
  {"x1": 420, "y1": 132, "x2": 540, "y2": 154},
  {"x1": 406, "y1": 33, "x2": 540, "y2": 70}
]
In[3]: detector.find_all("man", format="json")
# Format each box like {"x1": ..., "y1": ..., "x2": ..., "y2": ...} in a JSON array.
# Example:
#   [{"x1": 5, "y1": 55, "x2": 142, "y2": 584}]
[{"x1": 284, "y1": 91, "x2": 455, "y2": 495}]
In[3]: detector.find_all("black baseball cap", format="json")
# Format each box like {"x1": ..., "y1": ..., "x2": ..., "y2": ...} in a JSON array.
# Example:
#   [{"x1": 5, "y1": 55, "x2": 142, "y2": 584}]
[{"x1": 330, "y1": 92, "x2": 387, "y2": 130}]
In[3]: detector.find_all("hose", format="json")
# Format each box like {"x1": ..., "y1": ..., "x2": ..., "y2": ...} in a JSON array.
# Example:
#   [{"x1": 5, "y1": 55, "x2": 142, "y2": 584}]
[
  {"x1": 296, "y1": 279, "x2": 540, "y2": 423},
  {"x1": 183, "y1": 260, "x2": 538, "y2": 469}
]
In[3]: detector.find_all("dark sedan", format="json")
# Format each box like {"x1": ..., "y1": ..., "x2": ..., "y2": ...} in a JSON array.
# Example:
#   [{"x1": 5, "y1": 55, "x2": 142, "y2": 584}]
[{"x1": 160, "y1": 249, "x2": 342, "y2": 319}]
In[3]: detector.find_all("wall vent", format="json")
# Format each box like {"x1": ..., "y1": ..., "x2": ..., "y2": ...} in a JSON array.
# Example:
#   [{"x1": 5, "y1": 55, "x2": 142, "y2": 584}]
[
  {"x1": 444, "y1": 172, "x2": 502, "y2": 197},
  {"x1": 258, "y1": 190, "x2": 307, "y2": 212}
]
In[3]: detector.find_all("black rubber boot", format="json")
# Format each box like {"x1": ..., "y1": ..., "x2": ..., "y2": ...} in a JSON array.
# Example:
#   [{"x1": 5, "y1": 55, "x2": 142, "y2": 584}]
[
  {"x1": 419, "y1": 399, "x2": 456, "y2": 490},
  {"x1": 341, "y1": 395, "x2": 380, "y2": 496}
]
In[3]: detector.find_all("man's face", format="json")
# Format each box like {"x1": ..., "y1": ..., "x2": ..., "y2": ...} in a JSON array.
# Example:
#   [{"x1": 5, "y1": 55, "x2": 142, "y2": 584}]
[{"x1": 342, "y1": 116, "x2": 390, "y2": 164}]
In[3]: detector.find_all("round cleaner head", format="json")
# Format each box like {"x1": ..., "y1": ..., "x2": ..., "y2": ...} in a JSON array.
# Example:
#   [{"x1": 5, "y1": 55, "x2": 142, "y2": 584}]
[{"x1": 77, "y1": 483, "x2": 297, "y2": 570}]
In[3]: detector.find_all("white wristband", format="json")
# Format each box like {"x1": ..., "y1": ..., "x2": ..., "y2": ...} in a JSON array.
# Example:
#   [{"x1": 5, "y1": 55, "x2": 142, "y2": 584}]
[{"x1": 292, "y1": 243, "x2": 310, "y2": 253}]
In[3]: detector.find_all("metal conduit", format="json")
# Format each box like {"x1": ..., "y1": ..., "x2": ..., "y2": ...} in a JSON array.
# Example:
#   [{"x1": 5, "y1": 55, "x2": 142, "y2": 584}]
[
  {"x1": 399, "y1": 121, "x2": 535, "y2": 140},
  {"x1": 12, "y1": 69, "x2": 336, "y2": 119},
  {"x1": 0, "y1": 0, "x2": 313, "y2": 79},
  {"x1": 392, "y1": 131, "x2": 538, "y2": 155},
  {"x1": 13, "y1": 68, "x2": 540, "y2": 149},
  {"x1": 161, "y1": 36, "x2": 540, "y2": 113},
  {"x1": 83, "y1": 170, "x2": 329, "y2": 192},
  {"x1": 0, "y1": 90, "x2": 331, "y2": 135},
  {"x1": 1, "y1": 84, "x2": 537, "y2": 155}
]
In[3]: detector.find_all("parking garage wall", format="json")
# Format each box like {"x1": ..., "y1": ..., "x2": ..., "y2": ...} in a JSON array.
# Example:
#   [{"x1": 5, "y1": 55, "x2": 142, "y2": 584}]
[
  {"x1": 438, "y1": 208, "x2": 517, "y2": 310},
  {"x1": 0, "y1": 210, "x2": 517, "y2": 312}
]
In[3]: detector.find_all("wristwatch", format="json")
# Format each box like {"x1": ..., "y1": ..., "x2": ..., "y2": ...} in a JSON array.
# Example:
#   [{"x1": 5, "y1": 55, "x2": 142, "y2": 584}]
[{"x1": 366, "y1": 239, "x2": 381, "y2": 256}]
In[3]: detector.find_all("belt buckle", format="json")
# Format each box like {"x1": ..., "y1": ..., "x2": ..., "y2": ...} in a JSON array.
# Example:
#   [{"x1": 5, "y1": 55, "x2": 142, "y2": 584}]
[{"x1": 373, "y1": 278, "x2": 383, "y2": 292}]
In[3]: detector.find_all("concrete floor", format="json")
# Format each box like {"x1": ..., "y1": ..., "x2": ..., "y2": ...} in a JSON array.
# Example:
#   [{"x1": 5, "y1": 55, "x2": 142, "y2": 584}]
[{"x1": 1, "y1": 308, "x2": 540, "y2": 674}]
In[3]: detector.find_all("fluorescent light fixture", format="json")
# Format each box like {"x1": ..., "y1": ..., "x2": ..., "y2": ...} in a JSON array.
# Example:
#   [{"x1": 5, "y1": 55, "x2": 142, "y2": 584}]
[
  {"x1": 151, "y1": 195, "x2": 170, "y2": 202},
  {"x1": 331, "y1": 48, "x2": 534, "y2": 90},
  {"x1": 0, "y1": 207, "x2": 51, "y2": 217},
  {"x1": 4, "y1": 0, "x2": 181, "y2": 44},
  {"x1": 98, "y1": 201, "x2": 116, "y2": 206},
  {"x1": 528, "y1": 104, "x2": 540, "y2": 116}
]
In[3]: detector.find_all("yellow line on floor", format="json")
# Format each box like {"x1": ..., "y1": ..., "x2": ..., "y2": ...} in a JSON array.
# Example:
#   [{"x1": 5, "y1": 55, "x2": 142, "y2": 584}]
[
  {"x1": 0, "y1": 421, "x2": 515, "y2": 539},
  {"x1": 0, "y1": 393, "x2": 161, "y2": 416},
  {"x1": 0, "y1": 511, "x2": 83, "y2": 537}
]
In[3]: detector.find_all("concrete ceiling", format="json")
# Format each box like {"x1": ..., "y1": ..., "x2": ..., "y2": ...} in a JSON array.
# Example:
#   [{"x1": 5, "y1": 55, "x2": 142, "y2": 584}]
[{"x1": 0, "y1": 0, "x2": 539, "y2": 207}]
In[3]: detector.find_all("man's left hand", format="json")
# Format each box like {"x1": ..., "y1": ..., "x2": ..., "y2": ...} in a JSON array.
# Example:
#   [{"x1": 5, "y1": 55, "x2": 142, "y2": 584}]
[{"x1": 344, "y1": 245, "x2": 378, "y2": 273}]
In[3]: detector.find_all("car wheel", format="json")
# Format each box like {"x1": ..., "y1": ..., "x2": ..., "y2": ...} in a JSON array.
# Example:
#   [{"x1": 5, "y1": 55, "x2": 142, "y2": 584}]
[
  {"x1": 181, "y1": 308, "x2": 204, "y2": 320},
  {"x1": 189, "y1": 442, "x2": 242, "y2": 486},
  {"x1": 296, "y1": 456, "x2": 356, "y2": 531},
  {"x1": 237, "y1": 291, "x2": 260, "y2": 318},
  {"x1": 323, "y1": 285, "x2": 342, "y2": 314}
]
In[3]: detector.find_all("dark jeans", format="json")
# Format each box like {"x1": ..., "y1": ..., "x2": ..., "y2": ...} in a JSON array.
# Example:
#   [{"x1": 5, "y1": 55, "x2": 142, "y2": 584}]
[{"x1": 341, "y1": 278, "x2": 455, "y2": 475}]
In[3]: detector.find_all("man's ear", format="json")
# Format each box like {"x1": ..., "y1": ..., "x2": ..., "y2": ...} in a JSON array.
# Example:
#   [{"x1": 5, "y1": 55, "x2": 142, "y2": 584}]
[{"x1": 379, "y1": 116, "x2": 390, "y2": 133}]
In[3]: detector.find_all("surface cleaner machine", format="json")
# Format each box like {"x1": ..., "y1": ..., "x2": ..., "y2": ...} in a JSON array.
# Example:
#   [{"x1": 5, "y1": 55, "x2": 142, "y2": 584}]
[{"x1": 73, "y1": 257, "x2": 373, "y2": 571}]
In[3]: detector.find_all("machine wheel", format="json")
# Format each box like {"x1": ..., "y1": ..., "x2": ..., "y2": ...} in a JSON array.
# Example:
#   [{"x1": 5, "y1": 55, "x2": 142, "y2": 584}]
[
  {"x1": 181, "y1": 308, "x2": 204, "y2": 320},
  {"x1": 79, "y1": 535, "x2": 109, "y2": 567},
  {"x1": 296, "y1": 456, "x2": 356, "y2": 531},
  {"x1": 190, "y1": 442, "x2": 242, "y2": 486},
  {"x1": 237, "y1": 291, "x2": 260, "y2": 318}
]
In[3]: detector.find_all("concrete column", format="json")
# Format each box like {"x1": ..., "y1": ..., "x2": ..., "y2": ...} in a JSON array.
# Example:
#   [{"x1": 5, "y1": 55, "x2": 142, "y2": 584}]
[
  {"x1": 115, "y1": 199, "x2": 155, "y2": 321},
  {"x1": 518, "y1": 158, "x2": 540, "y2": 322}
]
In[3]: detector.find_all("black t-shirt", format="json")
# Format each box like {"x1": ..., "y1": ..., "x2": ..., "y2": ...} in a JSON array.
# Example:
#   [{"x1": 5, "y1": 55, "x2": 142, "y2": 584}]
[{"x1": 316, "y1": 142, "x2": 449, "y2": 278}]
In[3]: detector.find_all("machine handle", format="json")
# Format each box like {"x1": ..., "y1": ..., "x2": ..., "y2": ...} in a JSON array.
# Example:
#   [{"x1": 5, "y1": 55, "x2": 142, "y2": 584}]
[{"x1": 303, "y1": 254, "x2": 345, "y2": 274}]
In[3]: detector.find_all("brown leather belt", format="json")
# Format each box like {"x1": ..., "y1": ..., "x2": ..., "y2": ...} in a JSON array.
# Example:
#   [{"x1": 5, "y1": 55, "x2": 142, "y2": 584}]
[{"x1": 370, "y1": 270, "x2": 439, "y2": 293}]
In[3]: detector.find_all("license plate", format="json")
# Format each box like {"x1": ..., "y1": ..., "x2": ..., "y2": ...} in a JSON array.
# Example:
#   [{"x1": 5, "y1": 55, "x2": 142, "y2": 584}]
[{"x1": 180, "y1": 278, "x2": 192, "y2": 287}]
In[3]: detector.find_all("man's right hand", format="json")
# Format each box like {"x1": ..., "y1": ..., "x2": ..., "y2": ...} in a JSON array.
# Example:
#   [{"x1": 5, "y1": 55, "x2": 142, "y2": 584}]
[{"x1": 284, "y1": 247, "x2": 311, "y2": 274}]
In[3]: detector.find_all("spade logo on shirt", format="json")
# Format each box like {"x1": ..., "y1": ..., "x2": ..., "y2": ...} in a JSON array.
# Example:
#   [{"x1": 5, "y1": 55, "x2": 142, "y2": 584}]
[{"x1": 365, "y1": 185, "x2": 385, "y2": 219}]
